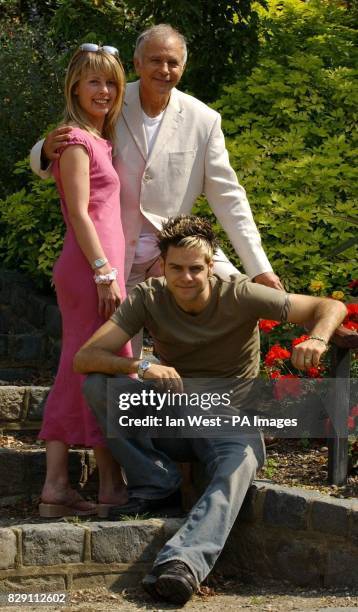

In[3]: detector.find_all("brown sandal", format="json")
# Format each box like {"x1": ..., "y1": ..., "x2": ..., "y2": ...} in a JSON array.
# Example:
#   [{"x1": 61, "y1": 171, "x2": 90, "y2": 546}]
[
  {"x1": 39, "y1": 489, "x2": 97, "y2": 518},
  {"x1": 96, "y1": 503, "x2": 115, "y2": 519}
]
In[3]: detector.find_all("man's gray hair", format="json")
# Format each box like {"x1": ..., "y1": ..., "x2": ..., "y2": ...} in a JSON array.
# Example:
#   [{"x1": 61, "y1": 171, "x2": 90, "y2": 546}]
[{"x1": 134, "y1": 24, "x2": 187, "y2": 65}]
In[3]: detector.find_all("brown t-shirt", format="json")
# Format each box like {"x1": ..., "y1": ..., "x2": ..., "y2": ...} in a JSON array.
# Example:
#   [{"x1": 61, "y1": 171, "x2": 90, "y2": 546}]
[{"x1": 111, "y1": 275, "x2": 290, "y2": 378}]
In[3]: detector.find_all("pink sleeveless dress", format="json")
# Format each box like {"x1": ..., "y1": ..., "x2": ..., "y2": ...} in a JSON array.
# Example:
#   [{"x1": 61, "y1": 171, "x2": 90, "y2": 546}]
[{"x1": 39, "y1": 127, "x2": 131, "y2": 447}]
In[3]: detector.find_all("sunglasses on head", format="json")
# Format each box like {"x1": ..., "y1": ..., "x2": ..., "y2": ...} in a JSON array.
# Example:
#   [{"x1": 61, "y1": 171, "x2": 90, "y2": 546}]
[{"x1": 79, "y1": 43, "x2": 119, "y2": 56}]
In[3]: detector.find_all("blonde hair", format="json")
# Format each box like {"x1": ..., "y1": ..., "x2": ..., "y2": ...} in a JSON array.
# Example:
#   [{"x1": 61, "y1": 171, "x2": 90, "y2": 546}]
[
  {"x1": 63, "y1": 48, "x2": 125, "y2": 145},
  {"x1": 158, "y1": 215, "x2": 218, "y2": 262}
]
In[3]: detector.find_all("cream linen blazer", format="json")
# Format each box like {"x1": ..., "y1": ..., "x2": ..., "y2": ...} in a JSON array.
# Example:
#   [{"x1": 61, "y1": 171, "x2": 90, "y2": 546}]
[{"x1": 30, "y1": 80, "x2": 272, "y2": 282}]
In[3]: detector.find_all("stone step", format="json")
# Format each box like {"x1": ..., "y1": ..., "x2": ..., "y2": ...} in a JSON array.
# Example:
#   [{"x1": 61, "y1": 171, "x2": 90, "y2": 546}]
[
  {"x1": 0, "y1": 386, "x2": 49, "y2": 428},
  {"x1": 0, "y1": 482, "x2": 357, "y2": 591},
  {"x1": 0, "y1": 271, "x2": 61, "y2": 337},
  {"x1": 0, "y1": 368, "x2": 41, "y2": 384},
  {"x1": 0, "y1": 305, "x2": 35, "y2": 335},
  {"x1": 0, "y1": 446, "x2": 96, "y2": 504},
  {"x1": 0, "y1": 517, "x2": 182, "y2": 593},
  {"x1": 0, "y1": 332, "x2": 54, "y2": 368},
  {"x1": 0, "y1": 269, "x2": 62, "y2": 378}
]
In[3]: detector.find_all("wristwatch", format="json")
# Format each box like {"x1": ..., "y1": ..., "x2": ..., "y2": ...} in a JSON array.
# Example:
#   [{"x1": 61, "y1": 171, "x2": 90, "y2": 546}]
[
  {"x1": 92, "y1": 257, "x2": 108, "y2": 270},
  {"x1": 138, "y1": 359, "x2": 152, "y2": 379}
]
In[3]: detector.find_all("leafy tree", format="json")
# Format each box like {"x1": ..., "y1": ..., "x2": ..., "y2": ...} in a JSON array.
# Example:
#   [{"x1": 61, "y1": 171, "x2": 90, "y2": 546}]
[
  {"x1": 128, "y1": 0, "x2": 265, "y2": 100},
  {"x1": 0, "y1": 0, "x2": 356, "y2": 293},
  {"x1": 0, "y1": 0, "x2": 59, "y2": 18},
  {"x1": 0, "y1": 17, "x2": 63, "y2": 197},
  {"x1": 0, "y1": 1, "x2": 139, "y2": 198},
  {"x1": 197, "y1": 0, "x2": 357, "y2": 292},
  {"x1": 50, "y1": 0, "x2": 138, "y2": 74}
]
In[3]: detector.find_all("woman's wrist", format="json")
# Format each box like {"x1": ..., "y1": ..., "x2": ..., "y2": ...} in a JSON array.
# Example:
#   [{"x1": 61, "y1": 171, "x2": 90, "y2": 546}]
[
  {"x1": 94, "y1": 268, "x2": 118, "y2": 285},
  {"x1": 91, "y1": 257, "x2": 108, "y2": 270},
  {"x1": 94, "y1": 263, "x2": 112, "y2": 276}
]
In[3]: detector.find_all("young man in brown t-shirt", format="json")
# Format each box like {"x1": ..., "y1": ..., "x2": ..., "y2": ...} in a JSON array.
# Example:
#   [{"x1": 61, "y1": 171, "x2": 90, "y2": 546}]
[{"x1": 75, "y1": 215, "x2": 347, "y2": 605}]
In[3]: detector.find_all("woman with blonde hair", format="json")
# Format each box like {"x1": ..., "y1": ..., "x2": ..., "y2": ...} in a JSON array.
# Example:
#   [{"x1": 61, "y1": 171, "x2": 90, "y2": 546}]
[{"x1": 38, "y1": 44, "x2": 131, "y2": 517}]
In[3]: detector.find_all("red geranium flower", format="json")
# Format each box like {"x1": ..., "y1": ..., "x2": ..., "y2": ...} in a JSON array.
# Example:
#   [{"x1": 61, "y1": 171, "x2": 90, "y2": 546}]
[
  {"x1": 350, "y1": 405, "x2": 358, "y2": 417},
  {"x1": 347, "y1": 416, "x2": 356, "y2": 431},
  {"x1": 342, "y1": 304, "x2": 358, "y2": 331},
  {"x1": 269, "y1": 370, "x2": 282, "y2": 379},
  {"x1": 343, "y1": 321, "x2": 358, "y2": 331},
  {"x1": 346, "y1": 303, "x2": 358, "y2": 317},
  {"x1": 306, "y1": 366, "x2": 324, "y2": 378},
  {"x1": 274, "y1": 374, "x2": 301, "y2": 400},
  {"x1": 259, "y1": 319, "x2": 280, "y2": 333},
  {"x1": 292, "y1": 335, "x2": 310, "y2": 347},
  {"x1": 264, "y1": 344, "x2": 291, "y2": 366}
]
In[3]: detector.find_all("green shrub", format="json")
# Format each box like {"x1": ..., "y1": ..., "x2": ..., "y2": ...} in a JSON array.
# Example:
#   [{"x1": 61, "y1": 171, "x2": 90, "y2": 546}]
[
  {"x1": 127, "y1": 0, "x2": 265, "y2": 101},
  {"x1": 0, "y1": 160, "x2": 63, "y2": 289},
  {"x1": 0, "y1": 17, "x2": 64, "y2": 199},
  {"x1": 50, "y1": 0, "x2": 139, "y2": 75},
  {"x1": 199, "y1": 0, "x2": 357, "y2": 293},
  {"x1": 0, "y1": 3, "x2": 141, "y2": 199},
  {"x1": 0, "y1": 0, "x2": 356, "y2": 292}
]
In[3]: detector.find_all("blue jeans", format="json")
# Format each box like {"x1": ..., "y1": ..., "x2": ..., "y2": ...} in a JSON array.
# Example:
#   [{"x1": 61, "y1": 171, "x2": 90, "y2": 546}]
[{"x1": 83, "y1": 373, "x2": 265, "y2": 584}]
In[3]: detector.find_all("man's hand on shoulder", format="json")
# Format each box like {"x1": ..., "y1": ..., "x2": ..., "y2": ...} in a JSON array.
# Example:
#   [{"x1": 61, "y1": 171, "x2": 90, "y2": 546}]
[
  {"x1": 143, "y1": 363, "x2": 183, "y2": 393},
  {"x1": 43, "y1": 125, "x2": 73, "y2": 162},
  {"x1": 253, "y1": 272, "x2": 284, "y2": 291}
]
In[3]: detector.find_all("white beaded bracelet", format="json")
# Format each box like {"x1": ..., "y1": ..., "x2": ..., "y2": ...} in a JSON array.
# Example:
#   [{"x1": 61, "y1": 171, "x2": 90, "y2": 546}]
[{"x1": 94, "y1": 268, "x2": 118, "y2": 284}]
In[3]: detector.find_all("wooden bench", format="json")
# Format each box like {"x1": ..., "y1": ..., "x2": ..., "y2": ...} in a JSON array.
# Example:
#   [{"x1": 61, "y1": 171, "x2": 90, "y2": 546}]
[{"x1": 328, "y1": 331, "x2": 358, "y2": 485}]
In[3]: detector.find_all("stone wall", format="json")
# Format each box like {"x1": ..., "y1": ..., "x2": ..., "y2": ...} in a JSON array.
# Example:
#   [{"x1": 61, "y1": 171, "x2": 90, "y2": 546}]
[
  {"x1": 218, "y1": 481, "x2": 358, "y2": 587},
  {"x1": 0, "y1": 386, "x2": 49, "y2": 430},
  {"x1": 0, "y1": 519, "x2": 180, "y2": 592},
  {"x1": 0, "y1": 270, "x2": 61, "y2": 382},
  {"x1": 0, "y1": 482, "x2": 357, "y2": 590}
]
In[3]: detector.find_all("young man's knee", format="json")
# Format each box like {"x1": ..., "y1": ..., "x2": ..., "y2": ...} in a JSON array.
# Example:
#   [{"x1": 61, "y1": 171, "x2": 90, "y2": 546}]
[
  {"x1": 82, "y1": 373, "x2": 108, "y2": 411},
  {"x1": 213, "y1": 443, "x2": 261, "y2": 482}
]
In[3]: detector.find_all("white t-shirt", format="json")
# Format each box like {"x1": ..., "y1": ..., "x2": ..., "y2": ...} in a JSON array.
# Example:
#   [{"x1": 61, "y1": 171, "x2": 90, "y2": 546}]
[
  {"x1": 134, "y1": 110, "x2": 165, "y2": 265},
  {"x1": 142, "y1": 109, "x2": 164, "y2": 154}
]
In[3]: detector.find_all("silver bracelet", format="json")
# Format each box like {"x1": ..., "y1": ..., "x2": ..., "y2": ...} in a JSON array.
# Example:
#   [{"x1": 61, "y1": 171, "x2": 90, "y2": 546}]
[
  {"x1": 308, "y1": 335, "x2": 329, "y2": 348},
  {"x1": 94, "y1": 268, "x2": 118, "y2": 284}
]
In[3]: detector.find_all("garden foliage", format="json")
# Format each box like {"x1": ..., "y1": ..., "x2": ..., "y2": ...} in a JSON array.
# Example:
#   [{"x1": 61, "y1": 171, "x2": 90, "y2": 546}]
[
  {"x1": 0, "y1": 0, "x2": 356, "y2": 292},
  {"x1": 0, "y1": 16, "x2": 63, "y2": 198},
  {"x1": 0, "y1": 1, "x2": 139, "y2": 199},
  {"x1": 199, "y1": 0, "x2": 357, "y2": 293},
  {"x1": 0, "y1": 160, "x2": 64, "y2": 288},
  {"x1": 127, "y1": 0, "x2": 265, "y2": 101},
  {"x1": 0, "y1": 0, "x2": 262, "y2": 197}
]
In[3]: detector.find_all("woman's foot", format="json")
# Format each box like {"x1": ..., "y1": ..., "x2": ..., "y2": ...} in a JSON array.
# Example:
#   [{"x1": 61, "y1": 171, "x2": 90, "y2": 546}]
[
  {"x1": 98, "y1": 488, "x2": 129, "y2": 506},
  {"x1": 39, "y1": 485, "x2": 97, "y2": 517},
  {"x1": 97, "y1": 487, "x2": 129, "y2": 518}
]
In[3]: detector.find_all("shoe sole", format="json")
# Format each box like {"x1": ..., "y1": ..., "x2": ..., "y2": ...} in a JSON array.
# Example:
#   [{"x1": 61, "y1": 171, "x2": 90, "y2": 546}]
[
  {"x1": 141, "y1": 574, "x2": 162, "y2": 600},
  {"x1": 38, "y1": 503, "x2": 97, "y2": 518},
  {"x1": 156, "y1": 574, "x2": 194, "y2": 605}
]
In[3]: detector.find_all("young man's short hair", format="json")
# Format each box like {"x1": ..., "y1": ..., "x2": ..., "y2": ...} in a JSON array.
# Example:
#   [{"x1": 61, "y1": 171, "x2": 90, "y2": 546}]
[{"x1": 157, "y1": 215, "x2": 219, "y2": 262}]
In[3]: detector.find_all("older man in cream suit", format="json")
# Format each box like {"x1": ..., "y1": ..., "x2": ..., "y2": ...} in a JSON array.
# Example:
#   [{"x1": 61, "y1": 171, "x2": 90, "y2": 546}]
[{"x1": 30, "y1": 25, "x2": 282, "y2": 351}]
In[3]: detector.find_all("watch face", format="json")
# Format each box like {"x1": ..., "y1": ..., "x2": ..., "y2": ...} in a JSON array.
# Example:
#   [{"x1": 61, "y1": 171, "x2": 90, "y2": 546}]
[
  {"x1": 141, "y1": 360, "x2": 151, "y2": 371},
  {"x1": 93, "y1": 257, "x2": 107, "y2": 269}
]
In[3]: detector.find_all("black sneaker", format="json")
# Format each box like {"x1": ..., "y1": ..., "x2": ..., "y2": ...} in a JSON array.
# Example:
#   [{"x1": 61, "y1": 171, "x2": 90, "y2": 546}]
[{"x1": 149, "y1": 560, "x2": 197, "y2": 605}]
